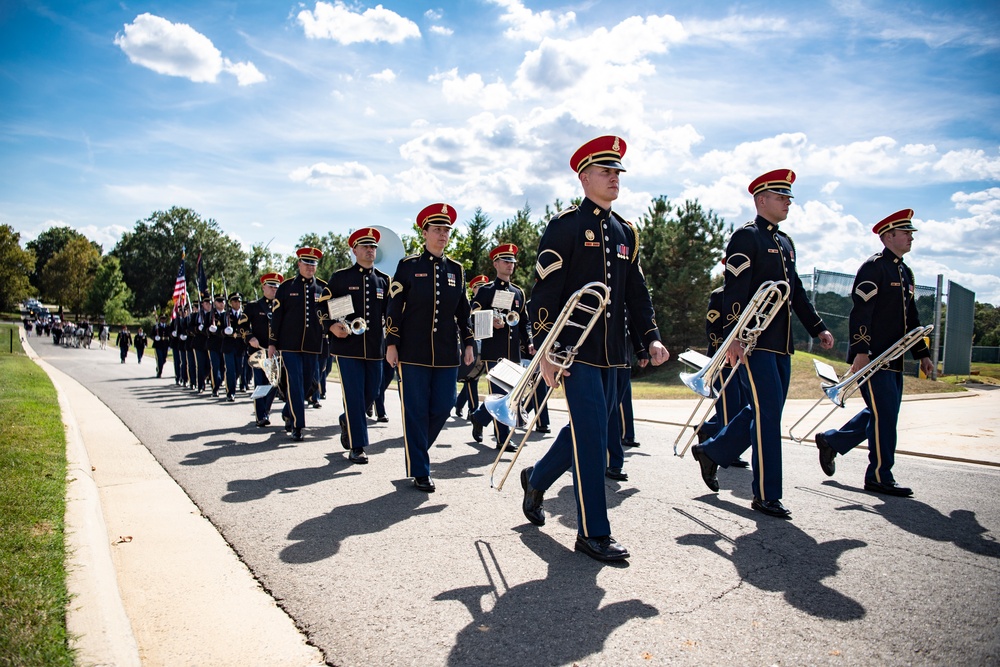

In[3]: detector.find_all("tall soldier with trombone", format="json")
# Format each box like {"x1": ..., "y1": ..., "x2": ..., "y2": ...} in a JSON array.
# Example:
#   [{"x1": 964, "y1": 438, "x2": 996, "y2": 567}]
[
  {"x1": 814, "y1": 209, "x2": 934, "y2": 497},
  {"x1": 692, "y1": 169, "x2": 834, "y2": 519},
  {"x1": 240, "y1": 272, "x2": 282, "y2": 427},
  {"x1": 328, "y1": 228, "x2": 391, "y2": 465},
  {"x1": 522, "y1": 136, "x2": 669, "y2": 562}
]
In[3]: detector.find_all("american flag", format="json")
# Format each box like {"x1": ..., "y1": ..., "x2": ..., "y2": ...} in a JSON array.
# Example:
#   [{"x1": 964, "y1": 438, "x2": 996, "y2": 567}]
[{"x1": 171, "y1": 249, "x2": 188, "y2": 320}]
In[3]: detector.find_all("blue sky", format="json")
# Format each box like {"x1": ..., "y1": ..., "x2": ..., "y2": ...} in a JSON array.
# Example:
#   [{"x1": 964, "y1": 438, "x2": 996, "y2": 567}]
[{"x1": 3, "y1": 0, "x2": 999, "y2": 303}]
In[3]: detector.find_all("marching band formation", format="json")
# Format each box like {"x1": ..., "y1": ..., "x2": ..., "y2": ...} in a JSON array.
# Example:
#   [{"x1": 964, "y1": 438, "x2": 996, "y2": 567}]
[{"x1": 121, "y1": 136, "x2": 933, "y2": 562}]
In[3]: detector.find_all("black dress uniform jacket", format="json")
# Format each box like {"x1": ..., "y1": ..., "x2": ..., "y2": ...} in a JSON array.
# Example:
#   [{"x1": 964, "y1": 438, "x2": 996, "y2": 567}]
[
  {"x1": 385, "y1": 250, "x2": 474, "y2": 367},
  {"x1": 238, "y1": 297, "x2": 274, "y2": 349},
  {"x1": 210, "y1": 308, "x2": 238, "y2": 354},
  {"x1": 188, "y1": 307, "x2": 212, "y2": 351},
  {"x1": 722, "y1": 215, "x2": 826, "y2": 353},
  {"x1": 848, "y1": 249, "x2": 930, "y2": 371},
  {"x1": 269, "y1": 274, "x2": 332, "y2": 353},
  {"x1": 152, "y1": 322, "x2": 171, "y2": 350},
  {"x1": 529, "y1": 198, "x2": 660, "y2": 367},
  {"x1": 327, "y1": 263, "x2": 390, "y2": 361},
  {"x1": 706, "y1": 286, "x2": 725, "y2": 353},
  {"x1": 472, "y1": 278, "x2": 531, "y2": 363}
]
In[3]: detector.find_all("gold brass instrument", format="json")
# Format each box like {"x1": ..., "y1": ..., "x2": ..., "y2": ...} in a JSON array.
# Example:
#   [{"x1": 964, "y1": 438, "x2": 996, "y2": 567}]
[
  {"x1": 673, "y1": 280, "x2": 791, "y2": 458},
  {"x1": 787, "y1": 325, "x2": 934, "y2": 443},
  {"x1": 486, "y1": 281, "x2": 612, "y2": 490},
  {"x1": 248, "y1": 349, "x2": 283, "y2": 399}
]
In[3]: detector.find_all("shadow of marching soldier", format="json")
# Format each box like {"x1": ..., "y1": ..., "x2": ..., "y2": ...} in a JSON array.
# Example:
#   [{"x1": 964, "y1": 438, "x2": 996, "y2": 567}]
[
  {"x1": 434, "y1": 527, "x2": 657, "y2": 666},
  {"x1": 279, "y1": 480, "x2": 447, "y2": 564},
  {"x1": 677, "y1": 496, "x2": 867, "y2": 621}
]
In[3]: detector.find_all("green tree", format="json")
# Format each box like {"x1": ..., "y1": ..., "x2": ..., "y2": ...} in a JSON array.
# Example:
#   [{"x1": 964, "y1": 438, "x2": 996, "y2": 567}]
[
  {"x1": 491, "y1": 203, "x2": 543, "y2": 289},
  {"x1": 639, "y1": 196, "x2": 728, "y2": 352},
  {"x1": 112, "y1": 207, "x2": 247, "y2": 314},
  {"x1": 26, "y1": 226, "x2": 101, "y2": 295},
  {"x1": 84, "y1": 255, "x2": 133, "y2": 323},
  {"x1": 451, "y1": 208, "x2": 493, "y2": 279},
  {"x1": 0, "y1": 225, "x2": 36, "y2": 311},
  {"x1": 291, "y1": 232, "x2": 352, "y2": 282},
  {"x1": 41, "y1": 236, "x2": 100, "y2": 318},
  {"x1": 974, "y1": 302, "x2": 1000, "y2": 347}
]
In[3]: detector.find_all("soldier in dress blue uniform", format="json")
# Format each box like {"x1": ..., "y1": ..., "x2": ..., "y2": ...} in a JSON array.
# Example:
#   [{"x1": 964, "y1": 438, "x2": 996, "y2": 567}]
[
  {"x1": 239, "y1": 272, "x2": 283, "y2": 427},
  {"x1": 815, "y1": 209, "x2": 934, "y2": 497},
  {"x1": 692, "y1": 169, "x2": 834, "y2": 519},
  {"x1": 188, "y1": 297, "x2": 213, "y2": 393},
  {"x1": 329, "y1": 228, "x2": 391, "y2": 465},
  {"x1": 268, "y1": 247, "x2": 333, "y2": 441},
  {"x1": 455, "y1": 274, "x2": 490, "y2": 420},
  {"x1": 152, "y1": 315, "x2": 171, "y2": 378},
  {"x1": 605, "y1": 315, "x2": 648, "y2": 481},
  {"x1": 521, "y1": 136, "x2": 669, "y2": 562},
  {"x1": 220, "y1": 293, "x2": 244, "y2": 402},
  {"x1": 470, "y1": 244, "x2": 532, "y2": 450},
  {"x1": 170, "y1": 307, "x2": 188, "y2": 384},
  {"x1": 385, "y1": 203, "x2": 476, "y2": 492},
  {"x1": 207, "y1": 295, "x2": 227, "y2": 396}
]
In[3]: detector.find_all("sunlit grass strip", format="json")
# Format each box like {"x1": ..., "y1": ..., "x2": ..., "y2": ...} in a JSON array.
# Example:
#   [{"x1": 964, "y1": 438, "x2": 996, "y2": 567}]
[{"x1": 0, "y1": 323, "x2": 74, "y2": 666}]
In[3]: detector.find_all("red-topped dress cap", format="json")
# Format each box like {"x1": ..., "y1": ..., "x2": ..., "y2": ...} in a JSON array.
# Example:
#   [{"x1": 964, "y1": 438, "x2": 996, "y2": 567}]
[
  {"x1": 748, "y1": 169, "x2": 796, "y2": 197},
  {"x1": 348, "y1": 227, "x2": 381, "y2": 247},
  {"x1": 489, "y1": 243, "x2": 519, "y2": 262},
  {"x1": 260, "y1": 272, "x2": 284, "y2": 286},
  {"x1": 469, "y1": 274, "x2": 490, "y2": 290},
  {"x1": 872, "y1": 209, "x2": 917, "y2": 235},
  {"x1": 417, "y1": 203, "x2": 457, "y2": 229},
  {"x1": 570, "y1": 135, "x2": 627, "y2": 173},
  {"x1": 296, "y1": 247, "x2": 323, "y2": 264}
]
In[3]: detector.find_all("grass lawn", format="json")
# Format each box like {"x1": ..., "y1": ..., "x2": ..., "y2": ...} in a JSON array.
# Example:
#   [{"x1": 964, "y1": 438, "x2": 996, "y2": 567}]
[{"x1": 0, "y1": 323, "x2": 75, "y2": 666}]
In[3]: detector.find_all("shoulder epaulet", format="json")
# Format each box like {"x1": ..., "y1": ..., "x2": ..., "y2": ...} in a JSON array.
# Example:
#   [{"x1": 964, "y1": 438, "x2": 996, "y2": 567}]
[
  {"x1": 551, "y1": 205, "x2": 578, "y2": 220},
  {"x1": 866, "y1": 252, "x2": 883, "y2": 264},
  {"x1": 401, "y1": 254, "x2": 419, "y2": 262},
  {"x1": 739, "y1": 220, "x2": 756, "y2": 230}
]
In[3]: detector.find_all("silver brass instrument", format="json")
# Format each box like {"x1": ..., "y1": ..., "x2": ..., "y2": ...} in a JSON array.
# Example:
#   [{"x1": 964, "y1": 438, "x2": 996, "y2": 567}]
[
  {"x1": 343, "y1": 317, "x2": 367, "y2": 335},
  {"x1": 673, "y1": 280, "x2": 791, "y2": 458},
  {"x1": 486, "y1": 281, "x2": 612, "y2": 490},
  {"x1": 248, "y1": 349, "x2": 282, "y2": 399},
  {"x1": 787, "y1": 325, "x2": 934, "y2": 443},
  {"x1": 494, "y1": 310, "x2": 520, "y2": 327}
]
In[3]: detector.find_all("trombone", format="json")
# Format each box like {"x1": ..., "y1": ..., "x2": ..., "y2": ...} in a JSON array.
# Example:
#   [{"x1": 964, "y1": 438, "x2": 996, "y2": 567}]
[
  {"x1": 673, "y1": 280, "x2": 791, "y2": 458},
  {"x1": 787, "y1": 325, "x2": 934, "y2": 443},
  {"x1": 486, "y1": 282, "x2": 611, "y2": 490}
]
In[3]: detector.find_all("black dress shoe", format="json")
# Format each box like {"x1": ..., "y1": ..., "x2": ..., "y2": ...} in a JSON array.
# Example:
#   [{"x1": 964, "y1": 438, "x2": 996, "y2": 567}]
[
  {"x1": 212, "y1": 390, "x2": 219, "y2": 398},
  {"x1": 413, "y1": 476, "x2": 435, "y2": 492},
  {"x1": 472, "y1": 421, "x2": 483, "y2": 443},
  {"x1": 575, "y1": 535, "x2": 629, "y2": 561},
  {"x1": 730, "y1": 457, "x2": 750, "y2": 469},
  {"x1": 495, "y1": 440, "x2": 515, "y2": 453},
  {"x1": 262, "y1": 416, "x2": 271, "y2": 426},
  {"x1": 256, "y1": 419, "x2": 268, "y2": 428},
  {"x1": 816, "y1": 432, "x2": 837, "y2": 476},
  {"x1": 605, "y1": 467, "x2": 628, "y2": 481},
  {"x1": 864, "y1": 480, "x2": 913, "y2": 497},
  {"x1": 339, "y1": 414, "x2": 350, "y2": 450},
  {"x1": 535, "y1": 424, "x2": 551, "y2": 434},
  {"x1": 320, "y1": 393, "x2": 326, "y2": 400},
  {"x1": 691, "y1": 444, "x2": 720, "y2": 492},
  {"x1": 291, "y1": 428, "x2": 303, "y2": 441},
  {"x1": 520, "y1": 467, "x2": 545, "y2": 526},
  {"x1": 226, "y1": 394, "x2": 235, "y2": 402},
  {"x1": 283, "y1": 416, "x2": 292, "y2": 433},
  {"x1": 377, "y1": 415, "x2": 389, "y2": 423},
  {"x1": 621, "y1": 438, "x2": 639, "y2": 448},
  {"x1": 751, "y1": 497, "x2": 791, "y2": 518},
  {"x1": 366, "y1": 404, "x2": 374, "y2": 418},
  {"x1": 349, "y1": 448, "x2": 368, "y2": 464}
]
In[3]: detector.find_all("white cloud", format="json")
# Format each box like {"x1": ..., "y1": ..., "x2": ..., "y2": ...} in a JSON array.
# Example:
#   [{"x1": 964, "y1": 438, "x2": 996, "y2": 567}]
[
  {"x1": 114, "y1": 13, "x2": 265, "y2": 86},
  {"x1": 297, "y1": 2, "x2": 420, "y2": 44},
  {"x1": 683, "y1": 14, "x2": 790, "y2": 45},
  {"x1": 486, "y1": 0, "x2": 576, "y2": 41},
  {"x1": 429, "y1": 25, "x2": 454, "y2": 36},
  {"x1": 430, "y1": 69, "x2": 512, "y2": 109},
  {"x1": 424, "y1": 9, "x2": 442, "y2": 21},
  {"x1": 821, "y1": 181, "x2": 840, "y2": 195},
  {"x1": 289, "y1": 161, "x2": 393, "y2": 204},
  {"x1": 370, "y1": 69, "x2": 397, "y2": 83},
  {"x1": 806, "y1": 136, "x2": 899, "y2": 177}
]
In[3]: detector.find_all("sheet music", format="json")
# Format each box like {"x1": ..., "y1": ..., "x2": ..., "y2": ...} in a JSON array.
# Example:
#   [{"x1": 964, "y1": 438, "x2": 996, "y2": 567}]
[
  {"x1": 487, "y1": 358, "x2": 525, "y2": 393},
  {"x1": 813, "y1": 360, "x2": 840, "y2": 385},
  {"x1": 473, "y1": 310, "x2": 493, "y2": 340},
  {"x1": 678, "y1": 349, "x2": 712, "y2": 370},
  {"x1": 327, "y1": 295, "x2": 355, "y2": 320},
  {"x1": 491, "y1": 290, "x2": 514, "y2": 311}
]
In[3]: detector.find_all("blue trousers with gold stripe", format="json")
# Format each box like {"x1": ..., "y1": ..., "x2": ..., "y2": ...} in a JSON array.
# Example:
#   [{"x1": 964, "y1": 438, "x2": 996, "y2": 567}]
[
  {"x1": 606, "y1": 368, "x2": 631, "y2": 470},
  {"x1": 281, "y1": 351, "x2": 317, "y2": 430},
  {"x1": 745, "y1": 351, "x2": 791, "y2": 501},
  {"x1": 699, "y1": 365, "x2": 748, "y2": 443},
  {"x1": 399, "y1": 363, "x2": 458, "y2": 478},
  {"x1": 529, "y1": 364, "x2": 619, "y2": 539},
  {"x1": 820, "y1": 368, "x2": 903, "y2": 484},
  {"x1": 252, "y1": 367, "x2": 276, "y2": 421},
  {"x1": 337, "y1": 357, "x2": 382, "y2": 450},
  {"x1": 471, "y1": 361, "x2": 511, "y2": 445}
]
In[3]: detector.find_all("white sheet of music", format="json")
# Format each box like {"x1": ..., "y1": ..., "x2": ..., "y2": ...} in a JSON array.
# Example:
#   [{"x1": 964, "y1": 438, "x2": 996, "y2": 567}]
[
  {"x1": 491, "y1": 290, "x2": 514, "y2": 311},
  {"x1": 473, "y1": 310, "x2": 493, "y2": 340},
  {"x1": 327, "y1": 295, "x2": 355, "y2": 320},
  {"x1": 487, "y1": 358, "x2": 525, "y2": 393}
]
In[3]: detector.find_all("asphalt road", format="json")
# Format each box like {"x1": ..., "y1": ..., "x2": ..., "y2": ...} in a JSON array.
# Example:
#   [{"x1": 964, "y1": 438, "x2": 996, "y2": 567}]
[{"x1": 38, "y1": 340, "x2": 1000, "y2": 666}]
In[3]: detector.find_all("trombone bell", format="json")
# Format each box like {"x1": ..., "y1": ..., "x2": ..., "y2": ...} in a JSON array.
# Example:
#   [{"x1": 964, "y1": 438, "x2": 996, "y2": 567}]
[{"x1": 484, "y1": 393, "x2": 527, "y2": 429}]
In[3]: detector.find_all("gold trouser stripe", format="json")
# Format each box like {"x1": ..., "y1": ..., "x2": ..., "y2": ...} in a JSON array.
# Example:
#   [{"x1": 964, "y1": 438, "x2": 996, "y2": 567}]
[
  {"x1": 282, "y1": 358, "x2": 297, "y2": 427},
  {"x1": 870, "y1": 385, "x2": 883, "y2": 482},
  {"x1": 398, "y1": 364, "x2": 411, "y2": 476},
  {"x1": 337, "y1": 357, "x2": 352, "y2": 446},
  {"x1": 746, "y1": 362, "x2": 765, "y2": 499},
  {"x1": 567, "y1": 399, "x2": 590, "y2": 537}
]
